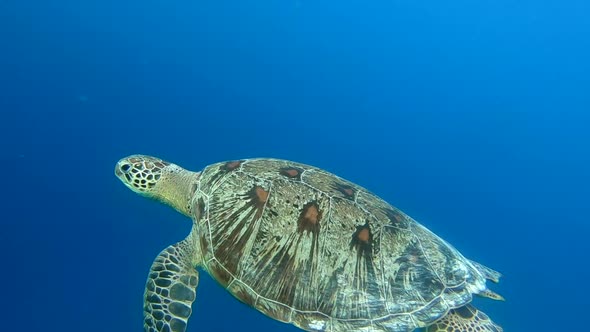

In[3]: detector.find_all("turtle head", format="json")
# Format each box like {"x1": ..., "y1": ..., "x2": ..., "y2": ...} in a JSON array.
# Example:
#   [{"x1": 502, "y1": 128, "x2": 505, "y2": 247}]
[{"x1": 115, "y1": 155, "x2": 198, "y2": 217}]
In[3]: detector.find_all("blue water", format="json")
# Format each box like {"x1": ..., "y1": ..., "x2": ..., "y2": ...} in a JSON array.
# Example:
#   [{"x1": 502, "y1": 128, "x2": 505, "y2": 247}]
[{"x1": 2, "y1": 0, "x2": 589, "y2": 331}]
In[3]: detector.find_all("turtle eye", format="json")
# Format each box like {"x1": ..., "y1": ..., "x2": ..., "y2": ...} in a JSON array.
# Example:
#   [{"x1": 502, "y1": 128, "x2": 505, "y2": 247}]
[{"x1": 121, "y1": 164, "x2": 131, "y2": 172}]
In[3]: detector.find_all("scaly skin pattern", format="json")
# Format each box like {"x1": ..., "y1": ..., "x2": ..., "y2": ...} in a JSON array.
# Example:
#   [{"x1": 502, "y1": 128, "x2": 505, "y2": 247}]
[
  {"x1": 191, "y1": 158, "x2": 494, "y2": 332},
  {"x1": 426, "y1": 305, "x2": 502, "y2": 332}
]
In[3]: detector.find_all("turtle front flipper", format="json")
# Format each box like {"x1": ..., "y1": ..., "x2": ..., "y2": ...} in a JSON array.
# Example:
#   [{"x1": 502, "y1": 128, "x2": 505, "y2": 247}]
[
  {"x1": 425, "y1": 305, "x2": 503, "y2": 332},
  {"x1": 144, "y1": 240, "x2": 199, "y2": 332}
]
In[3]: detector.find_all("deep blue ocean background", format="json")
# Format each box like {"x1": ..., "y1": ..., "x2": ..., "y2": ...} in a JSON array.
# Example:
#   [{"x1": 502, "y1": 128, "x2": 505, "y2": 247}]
[{"x1": 2, "y1": 0, "x2": 589, "y2": 331}]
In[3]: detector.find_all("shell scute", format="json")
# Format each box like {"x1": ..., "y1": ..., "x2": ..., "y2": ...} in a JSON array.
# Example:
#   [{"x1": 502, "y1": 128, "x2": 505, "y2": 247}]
[
  {"x1": 206, "y1": 259, "x2": 234, "y2": 288},
  {"x1": 256, "y1": 296, "x2": 293, "y2": 323},
  {"x1": 226, "y1": 279, "x2": 258, "y2": 307},
  {"x1": 291, "y1": 310, "x2": 332, "y2": 331},
  {"x1": 193, "y1": 158, "x2": 490, "y2": 330}
]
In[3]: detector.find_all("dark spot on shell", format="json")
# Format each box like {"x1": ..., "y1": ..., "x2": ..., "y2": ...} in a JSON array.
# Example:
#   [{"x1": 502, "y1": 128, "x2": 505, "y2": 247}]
[
  {"x1": 254, "y1": 186, "x2": 269, "y2": 203},
  {"x1": 224, "y1": 160, "x2": 244, "y2": 171},
  {"x1": 246, "y1": 185, "x2": 269, "y2": 219},
  {"x1": 358, "y1": 228, "x2": 370, "y2": 242},
  {"x1": 384, "y1": 208, "x2": 405, "y2": 225},
  {"x1": 350, "y1": 221, "x2": 373, "y2": 255},
  {"x1": 395, "y1": 244, "x2": 422, "y2": 266},
  {"x1": 280, "y1": 166, "x2": 304, "y2": 180},
  {"x1": 334, "y1": 182, "x2": 355, "y2": 199},
  {"x1": 297, "y1": 201, "x2": 321, "y2": 234}
]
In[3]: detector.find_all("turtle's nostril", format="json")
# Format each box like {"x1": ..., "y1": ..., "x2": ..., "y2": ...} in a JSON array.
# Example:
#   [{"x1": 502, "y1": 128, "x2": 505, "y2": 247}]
[{"x1": 121, "y1": 164, "x2": 131, "y2": 172}]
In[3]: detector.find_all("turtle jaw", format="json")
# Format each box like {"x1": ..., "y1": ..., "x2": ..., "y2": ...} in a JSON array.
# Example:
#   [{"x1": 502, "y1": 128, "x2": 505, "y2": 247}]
[{"x1": 115, "y1": 167, "x2": 146, "y2": 196}]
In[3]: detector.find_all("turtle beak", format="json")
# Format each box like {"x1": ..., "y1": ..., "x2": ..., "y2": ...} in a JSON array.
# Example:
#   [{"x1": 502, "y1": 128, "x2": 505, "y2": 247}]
[
  {"x1": 114, "y1": 160, "x2": 133, "y2": 184},
  {"x1": 115, "y1": 165, "x2": 123, "y2": 177}
]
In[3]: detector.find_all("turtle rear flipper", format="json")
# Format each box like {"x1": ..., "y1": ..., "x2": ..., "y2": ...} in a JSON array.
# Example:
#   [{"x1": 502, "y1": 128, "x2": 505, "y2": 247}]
[
  {"x1": 144, "y1": 240, "x2": 200, "y2": 332},
  {"x1": 426, "y1": 305, "x2": 503, "y2": 332},
  {"x1": 477, "y1": 288, "x2": 505, "y2": 301},
  {"x1": 469, "y1": 259, "x2": 502, "y2": 283}
]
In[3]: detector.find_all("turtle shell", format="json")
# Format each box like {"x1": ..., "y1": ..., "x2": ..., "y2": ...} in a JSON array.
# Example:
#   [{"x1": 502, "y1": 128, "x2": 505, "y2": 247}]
[{"x1": 192, "y1": 159, "x2": 486, "y2": 331}]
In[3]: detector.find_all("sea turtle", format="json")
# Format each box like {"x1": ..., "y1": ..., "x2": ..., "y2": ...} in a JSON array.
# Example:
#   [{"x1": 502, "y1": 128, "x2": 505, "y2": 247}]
[{"x1": 115, "y1": 155, "x2": 504, "y2": 332}]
